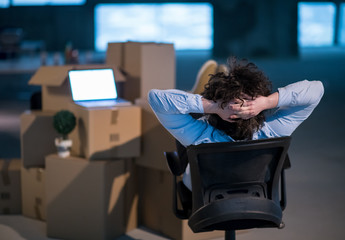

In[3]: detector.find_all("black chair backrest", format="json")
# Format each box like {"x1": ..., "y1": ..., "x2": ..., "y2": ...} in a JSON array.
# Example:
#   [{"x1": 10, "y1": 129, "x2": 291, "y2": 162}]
[{"x1": 187, "y1": 137, "x2": 291, "y2": 231}]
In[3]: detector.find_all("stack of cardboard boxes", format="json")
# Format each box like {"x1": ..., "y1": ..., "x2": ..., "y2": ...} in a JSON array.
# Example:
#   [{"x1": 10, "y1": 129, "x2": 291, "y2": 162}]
[
  {"x1": 20, "y1": 59, "x2": 141, "y2": 239},
  {"x1": 20, "y1": 110, "x2": 59, "y2": 221},
  {"x1": 0, "y1": 159, "x2": 21, "y2": 215},
  {"x1": 106, "y1": 42, "x2": 223, "y2": 240},
  {"x1": 15, "y1": 41, "x2": 223, "y2": 240}
]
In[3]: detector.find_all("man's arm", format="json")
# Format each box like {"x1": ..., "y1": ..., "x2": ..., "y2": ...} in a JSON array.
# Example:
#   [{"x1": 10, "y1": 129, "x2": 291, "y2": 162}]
[
  {"x1": 234, "y1": 80, "x2": 324, "y2": 137},
  {"x1": 148, "y1": 89, "x2": 233, "y2": 146},
  {"x1": 266, "y1": 80, "x2": 324, "y2": 136},
  {"x1": 148, "y1": 89, "x2": 204, "y2": 115},
  {"x1": 201, "y1": 97, "x2": 239, "y2": 122}
]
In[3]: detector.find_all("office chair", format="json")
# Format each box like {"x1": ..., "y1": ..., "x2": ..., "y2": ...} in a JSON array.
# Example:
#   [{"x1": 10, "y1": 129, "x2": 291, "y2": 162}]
[{"x1": 164, "y1": 137, "x2": 291, "y2": 240}]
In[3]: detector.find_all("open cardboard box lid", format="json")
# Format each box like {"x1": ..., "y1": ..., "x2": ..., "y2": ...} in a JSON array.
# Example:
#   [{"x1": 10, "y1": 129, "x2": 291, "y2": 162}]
[
  {"x1": 29, "y1": 64, "x2": 125, "y2": 87},
  {"x1": 0, "y1": 159, "x2": 21, "y2": 172}
]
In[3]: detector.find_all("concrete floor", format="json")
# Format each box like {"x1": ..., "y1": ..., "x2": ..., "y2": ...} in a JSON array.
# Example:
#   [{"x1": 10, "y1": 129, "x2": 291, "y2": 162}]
[{"x1": 0, "y1": 49, "x2": 345, "y2": 239}]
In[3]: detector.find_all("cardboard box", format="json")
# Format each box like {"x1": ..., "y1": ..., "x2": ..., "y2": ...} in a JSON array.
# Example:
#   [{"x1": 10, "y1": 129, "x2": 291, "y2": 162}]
[
  {"x1": 106, "y1": 42, "x2": 124, "y2": 69},
  {"x1": 0, "y1": 159, "x2": 21, "y2": 214},
  {"x1": 123, "y1": 158, "x2": 138, "y2": 232},
  {"x1": 135, "y1": 98, "x2": 176, "y2": 171},
  {"x1": 137, "y1": 166, "x2": 224, "y2": 240},
  {"x1": 21, "y1": 166, "x2": 46, "y2": 220},
  {"x1": 106, "y1": 42, "x2": 175, "y2": 102},
  {"x1": 46, "y1": 155, "x2": 137, "y2": 240},
  {"x1": 28, "y1": 64, "x2": 125, "y2": 112},
  {"x1": 20, "y1": 110, "x2": 60, "y2": 168},
  {"x1": 68, "y1": 104, "x2": 141, "y2": 160},
  {"x1": 107, "y1": 42, "x2": 153, "y2": 78}
]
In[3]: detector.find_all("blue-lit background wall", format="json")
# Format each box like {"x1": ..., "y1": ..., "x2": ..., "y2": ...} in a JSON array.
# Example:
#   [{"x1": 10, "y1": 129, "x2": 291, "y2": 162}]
[
  {"x1": 0, "y1": 0, "x2": 344, "y2": 58},
  {"x1": 0, "y1": 0, "x2": 86, "y2": 7}
]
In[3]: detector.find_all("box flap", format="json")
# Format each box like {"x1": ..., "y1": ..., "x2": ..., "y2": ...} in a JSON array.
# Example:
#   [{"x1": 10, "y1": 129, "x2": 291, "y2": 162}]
[
  {"x1": 29, "y1": 66, "x2": 72, "y2": 86},
  {"x1": 29, "y1": 65, "x2": 125, "y2": 87},
  {"x1": 0, "y1": 159, "x2": 21, "y2": 172}
]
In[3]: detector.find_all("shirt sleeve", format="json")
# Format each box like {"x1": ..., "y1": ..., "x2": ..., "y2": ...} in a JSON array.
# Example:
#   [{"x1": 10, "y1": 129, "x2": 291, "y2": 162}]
[
  {"x1": 263, "y1": 80, "x2": 324, "y2": 137},
  {"x1": 147, "y1": 89, "x2": 232, "y2": 146},
  {"x1": 148, "y1": 89, "x2": 204, "y2": 115}
]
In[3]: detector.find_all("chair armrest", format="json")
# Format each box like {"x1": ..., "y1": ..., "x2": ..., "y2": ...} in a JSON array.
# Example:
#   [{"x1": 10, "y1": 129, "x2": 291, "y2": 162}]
[
  {"x1": 172, "y1": 175, "x2": 191, "y2": 219},
  {"x1": 280, "y1": 154, "x2": 291, "y2": 210},
  {"x1": 283, "y1": 155, "x2": 291, "y2": 169},
  {"x1": 164, "y1": 151, "x2": 188, "y2": 176},
  {"x1": 280, "y1": 169, "x2": 287, "y2": 210}
]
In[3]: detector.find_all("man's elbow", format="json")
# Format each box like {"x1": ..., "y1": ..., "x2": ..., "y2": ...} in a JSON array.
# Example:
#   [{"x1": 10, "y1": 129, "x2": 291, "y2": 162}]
[
  {"x1": 312, "y1": 81, "x2": 324, "y2": 104},
  {"x1": 147, "y1": 89, "x2": 159, "y2": 108}
]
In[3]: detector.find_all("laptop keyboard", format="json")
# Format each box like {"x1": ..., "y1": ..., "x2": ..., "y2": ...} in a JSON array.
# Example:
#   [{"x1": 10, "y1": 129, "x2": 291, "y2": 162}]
[{"x1": 78, "y1": 99, "x2": 131, "y2": 108}]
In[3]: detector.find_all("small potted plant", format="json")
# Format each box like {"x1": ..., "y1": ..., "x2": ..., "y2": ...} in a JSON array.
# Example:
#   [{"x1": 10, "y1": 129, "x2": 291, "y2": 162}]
[{"x1": 53, "y1": 110, "x2": 76, "y2": 158}]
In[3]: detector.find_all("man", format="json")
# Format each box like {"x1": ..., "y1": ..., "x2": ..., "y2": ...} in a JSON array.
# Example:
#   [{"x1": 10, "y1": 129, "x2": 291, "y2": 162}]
[{"x1": 148, "y1": 57, "x2": 324, "y2": 190}]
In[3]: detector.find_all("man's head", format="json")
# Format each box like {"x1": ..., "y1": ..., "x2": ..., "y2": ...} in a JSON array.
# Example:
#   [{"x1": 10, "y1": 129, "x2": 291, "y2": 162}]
[{"x1": 201, "y1": 56, "x2": 272, "y2": 140}]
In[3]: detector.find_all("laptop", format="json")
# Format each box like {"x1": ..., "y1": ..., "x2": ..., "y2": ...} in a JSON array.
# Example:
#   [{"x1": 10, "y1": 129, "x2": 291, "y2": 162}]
[{"x1": 68, "y1": 68, "x2": 131, "y2": 108}]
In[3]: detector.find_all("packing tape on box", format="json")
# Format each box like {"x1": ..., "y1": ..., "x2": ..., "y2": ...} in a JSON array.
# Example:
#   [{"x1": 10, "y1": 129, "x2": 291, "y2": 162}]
[
  {"x1": 35, "y1": 197, "x2": 43, "y2": 220},
  {"x1": 36, "y1": 168, "x2": 44, "y2": 182},
  {"x1": 2, "y1": 207, "x2": 10, "y2": 214},
  {"x1": 109, "y1": 133, "x2": 120, "y2": 142},
  {"x1": 34, "y1": 169, "x2": 44, "y2": 220},
  {"x1": 111, "y1": 110, "x2": 119, "y2": 124},
  {"x1": 1, "y1": 192, "x2": 10, "y2": 200},
  {"x1": 1, "y1": 159, "x2": 11, "y2": 186}
]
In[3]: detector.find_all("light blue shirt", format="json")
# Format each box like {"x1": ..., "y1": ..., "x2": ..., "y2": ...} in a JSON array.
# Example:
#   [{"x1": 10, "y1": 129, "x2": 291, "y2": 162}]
[{"x1": 148, "y1": 80, "x2": 324, "y2": 190}]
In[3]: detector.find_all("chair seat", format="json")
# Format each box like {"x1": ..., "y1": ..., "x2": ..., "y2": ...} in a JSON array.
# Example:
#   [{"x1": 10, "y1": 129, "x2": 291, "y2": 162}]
[{"x1": 188, "y1": 197, "x2": 282, "y2": 233}]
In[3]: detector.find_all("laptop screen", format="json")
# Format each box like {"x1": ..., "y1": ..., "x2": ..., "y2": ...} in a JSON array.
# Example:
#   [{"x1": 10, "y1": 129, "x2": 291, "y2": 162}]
[{"x1": 69, "y1": 68, "x2": 117, "y2": 101}]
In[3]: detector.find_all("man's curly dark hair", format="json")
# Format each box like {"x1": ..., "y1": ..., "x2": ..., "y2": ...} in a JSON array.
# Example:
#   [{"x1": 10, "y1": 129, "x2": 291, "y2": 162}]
[{"x1": 201, "y1": 56, "x2": 272, "y2": 140}]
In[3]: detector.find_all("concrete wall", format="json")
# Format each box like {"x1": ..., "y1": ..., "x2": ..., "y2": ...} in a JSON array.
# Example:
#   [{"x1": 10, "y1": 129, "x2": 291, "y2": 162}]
[
  {"x1": 213, "y1": 0, "x2": 298, "y2": 58},
  {"x1": 0, "y1": 0, "x2": 322, "y2": 58}
]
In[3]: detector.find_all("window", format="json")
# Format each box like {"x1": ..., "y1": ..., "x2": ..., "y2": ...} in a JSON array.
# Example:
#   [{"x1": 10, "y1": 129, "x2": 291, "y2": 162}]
[
  {"x1": 94, "y1": 3, "x2": 213, "y2": 51},
  {"x1": 298, "y1": 2, "x2": 336, "y2": 47},
  {"x1": 0, "y1": 0, "x2": 9, "y2": 8}
]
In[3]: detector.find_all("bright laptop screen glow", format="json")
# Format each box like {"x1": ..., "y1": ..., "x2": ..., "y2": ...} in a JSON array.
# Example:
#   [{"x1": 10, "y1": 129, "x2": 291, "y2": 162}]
[{"x1": 69, "y1": 69, "x2": 117, "y2": 101}]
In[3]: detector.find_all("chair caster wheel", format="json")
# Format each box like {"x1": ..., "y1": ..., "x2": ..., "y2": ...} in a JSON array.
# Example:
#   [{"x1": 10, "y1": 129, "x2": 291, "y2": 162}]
[{"x1": 278, "y1": 221, "x2": 285, "y2": 229}]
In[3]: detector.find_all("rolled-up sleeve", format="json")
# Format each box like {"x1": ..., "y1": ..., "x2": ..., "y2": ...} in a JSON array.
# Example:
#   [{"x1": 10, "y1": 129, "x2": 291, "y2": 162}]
[
  {"x1": 147, "y1": 89, "x2": 232, "y2": 146},
  {"x1": 277, "y1": 80, "x2": 324, "y2": 108},
  {"x1": 263, "y1": 80, "x2": 324, "y2": 137},
  {"x1": 148, "y1": 89, "x2": 204, "y2": 115}
]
